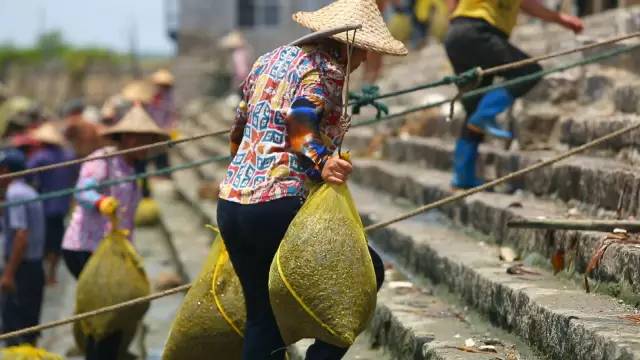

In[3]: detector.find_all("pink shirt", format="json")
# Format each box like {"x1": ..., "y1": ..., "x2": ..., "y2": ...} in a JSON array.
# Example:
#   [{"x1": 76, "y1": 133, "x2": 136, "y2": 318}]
[{"x1": 62, "y1": 147, "x2": 140, "y2": 252}]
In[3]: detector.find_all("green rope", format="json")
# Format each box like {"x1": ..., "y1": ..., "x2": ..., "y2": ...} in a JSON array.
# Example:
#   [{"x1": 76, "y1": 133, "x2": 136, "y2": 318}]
[
  {"x1": 0, "y1": 154, "x2": 231, "y2": 209},
  {"x1": 3, "y1": 41, "x2": 639, "y2": 209},
  {"x1": 349, "y1": 85, "x2": 389, "y2": 119},
  {"x1": 352, "y1": 42, "x2": 640, "y2": 129}
]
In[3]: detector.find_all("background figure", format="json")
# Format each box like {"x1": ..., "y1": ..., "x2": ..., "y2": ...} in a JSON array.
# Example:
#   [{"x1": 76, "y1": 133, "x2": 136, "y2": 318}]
[
  {"x1": 219, "y1": 30, "x2": 252, "y2": 95},
  {"x1": 60, "y1": 104, "x2": 167, "y2": 359},
  {"x1": 445, "y1": 0, "x2": 583, "y2": 189},
  {"x1": 27, "y1": 123, "x2": 77, "y2": 285},
  {"x1": 0, "y1": 149, "x2": 46, "y2": 347},
  {"x1": 147, "y1": 69, "x2": 177, "y2": 176},
  {"x1": 362, "y1": 0, "x2": 393, "y2": 86},
  {"x1": 62, "y1": 99, "x2": 105, "y2": 158}
]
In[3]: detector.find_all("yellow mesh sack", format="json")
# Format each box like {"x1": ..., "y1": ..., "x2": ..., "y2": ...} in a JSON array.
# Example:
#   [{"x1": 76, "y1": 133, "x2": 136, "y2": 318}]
[
  {"x1": 0, "y1": 345, "x2": 63, "y2": 360},
  {"x1": 268, "y1": 183, "x2": 377, "y2": 347},
  {"x1": 162, "y1": 228, "x2": 245, "y2": 360},
  {"x1": 135, "y1": 198, "x2": 160, "y2": 226},
  {"x1": 75, "y1": 225, "x2": 151, "y2": 342},
  {"x1": 388, "y1": 13, "x2": 412, "y2": 43}
]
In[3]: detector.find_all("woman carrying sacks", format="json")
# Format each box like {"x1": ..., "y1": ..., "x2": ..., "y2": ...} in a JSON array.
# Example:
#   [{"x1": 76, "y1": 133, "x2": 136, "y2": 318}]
[
  {"x1": 61, "y1": 104, "x2": 168, "y2": 360},
  {"x1": 217, "y1": 1, "x2": 407, "y2": 359}
]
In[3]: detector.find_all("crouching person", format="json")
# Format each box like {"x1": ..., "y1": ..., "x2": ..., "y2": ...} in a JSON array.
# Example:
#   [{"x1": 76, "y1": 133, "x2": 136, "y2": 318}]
[{"x1": 0, "y1": 148, "x2": 46, "y2": 346}]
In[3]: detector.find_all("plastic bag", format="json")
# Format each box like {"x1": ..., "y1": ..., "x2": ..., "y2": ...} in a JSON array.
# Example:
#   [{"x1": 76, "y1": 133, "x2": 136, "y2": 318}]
[
  {"x1": 269, "y1": 183, "x2": 377, "y2": 347},
  {"x1": 75, "y1": 225, "x2": 151, "y2": 343},
  {"x1": 1, "y1": 345, "x2": 63, "y2": 360},
  {"x1": 162, "y1": 227, "x2": 245, "y2": 360},
  {"x1": 135, "y1": 197, "x2": 160, "y2": 226}
]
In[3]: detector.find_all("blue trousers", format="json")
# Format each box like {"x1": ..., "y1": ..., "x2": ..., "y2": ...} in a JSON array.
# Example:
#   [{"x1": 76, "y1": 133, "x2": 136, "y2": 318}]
[{"x1": 218, "y1": 197, "x2": 384, "y2": 360}]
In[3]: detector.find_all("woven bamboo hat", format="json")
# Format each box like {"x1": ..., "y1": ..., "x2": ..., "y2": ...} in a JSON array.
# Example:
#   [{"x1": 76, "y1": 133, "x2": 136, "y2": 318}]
[
  {"x1": 31, "y1": 122, "x2": 67, "y2": 147},
  {"x1": 101, "y1": 104, "x2": 168, "y2": 139},
  {"x1": 151, "y1": 69, "x2": 175, "y2": 86},
  {"x1": 121, "y1": 80, "x2": 155, "y2": 104},
  {"x1": 293, "y1": 0, "x2": 408, "y2": 56},
  {"x1": 219, "y1": 30, "x2": 246, "y2": 49}
]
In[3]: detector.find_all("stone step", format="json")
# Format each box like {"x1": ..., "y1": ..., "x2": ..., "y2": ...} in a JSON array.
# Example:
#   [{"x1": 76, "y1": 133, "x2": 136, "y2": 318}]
[
  {"x1": 346, "y1": 128, "x2": 640, "y2": 218},
  {"x1": 350, "y1": 182, "x2": 640, "y2": 360},
  {"x1": 350, "y1": 158, "x2": 640, "y2": 302},
  {"x1": 171, "y1": 143, "x2": 538, "y2": 359}
]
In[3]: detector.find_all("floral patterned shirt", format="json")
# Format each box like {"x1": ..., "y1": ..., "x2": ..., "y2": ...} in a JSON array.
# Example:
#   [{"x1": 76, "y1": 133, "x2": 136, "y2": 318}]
[{"x1": 219, "y1": 45, "x2": 346, "y2": 204}]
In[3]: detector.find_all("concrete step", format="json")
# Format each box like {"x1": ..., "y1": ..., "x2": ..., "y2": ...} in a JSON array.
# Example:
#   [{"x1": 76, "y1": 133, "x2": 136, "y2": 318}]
[
  {"x1": 346, "y1": 129, "x2": 640, "y2": 218},
  {"x1": 350, "y1": 182, "x2": 640, "y2": 360},
  {"x1": 350, "y1": 158, "x2": 640, "y2": 302}
]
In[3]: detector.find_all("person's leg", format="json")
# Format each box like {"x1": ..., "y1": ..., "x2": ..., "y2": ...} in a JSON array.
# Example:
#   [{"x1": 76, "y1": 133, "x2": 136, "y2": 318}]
[
  {"x1": 305, "y1": 246, "x2": 386, "y2": 360},
  {"x1": 2, "y1": 261, "x2": 45, "y2": 346},
  {"x1": 217, "y1": 197, "x2": 303, "y2": 360},
  {"x1": 134, "y1": 159, "x2": 151, "y2": 198},
  {"x1": 45, "y1": 215, "x2": 65, "y2": 285},
  {"x1": 85, "y1": 332, "x2": 122, "y2": 360},
  {"x1": 62, "y1": 250, "x2": 93, "y2": 279}
]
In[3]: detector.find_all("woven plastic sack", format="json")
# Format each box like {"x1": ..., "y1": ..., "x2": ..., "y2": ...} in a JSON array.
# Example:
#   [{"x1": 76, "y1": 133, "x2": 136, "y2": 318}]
[
  {"x1": 269, "y1": 183, "x2": 377, "y2": 347},
  {"x1": 1, "y1": 345, "x2": 63, "y2": 360},
  {"x1": 135, "y1": 198, "x2": 160, "y2": 226},
  {"x1": 75, "y1": 224, "x2": 151, "y2": 342},
  {"x1": 163, "y1": 228, "x2": 245, "y2": 360}
]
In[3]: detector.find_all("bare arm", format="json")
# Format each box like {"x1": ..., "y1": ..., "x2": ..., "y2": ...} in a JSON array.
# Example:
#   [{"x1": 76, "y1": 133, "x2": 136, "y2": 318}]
[
  {"x1": 521, "y1": 0, "x2": 583, "y2": 33},
  {"x1": 1, "y1": 230, "x2": 28, "y2": 292},
  {"x1": 446, "y1": 0, "x2": 459, "y2": 14}
]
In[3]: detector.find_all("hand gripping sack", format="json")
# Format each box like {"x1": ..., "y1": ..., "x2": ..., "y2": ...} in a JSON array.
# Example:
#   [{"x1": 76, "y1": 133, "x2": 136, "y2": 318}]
[
  {"x1": 75, "y1": 225, "x2": 151, "y2": 342},
  {"x1": 269, "y1": 183, "x2": 377, "y2": 347},
  {"x1": 162, "y1": 228, "x2": 246, "y2": 360}
]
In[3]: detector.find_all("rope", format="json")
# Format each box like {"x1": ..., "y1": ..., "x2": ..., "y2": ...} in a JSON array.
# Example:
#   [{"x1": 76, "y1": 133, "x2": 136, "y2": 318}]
[
  {"x1": 0, "y1": 154, "x2": 230, "y2": 209},
  {"x1": 348, "y1": 31, "x2": 640, "y2": 109},
  {"x1": 352, "y1": 42, "x2": 640, "y2": 129},
  {"x1": 2, "y1": 41, "x2": 639, "y2": 209},
  {"x1": 0, "y1": 129, "x2": 230, "y2": 181},
  {"x1": 0, "y1": 284, "x2": 191, "y2": 342},
  {"x1": 1, "y1": 32, "x2": 640, "y2": 341}
]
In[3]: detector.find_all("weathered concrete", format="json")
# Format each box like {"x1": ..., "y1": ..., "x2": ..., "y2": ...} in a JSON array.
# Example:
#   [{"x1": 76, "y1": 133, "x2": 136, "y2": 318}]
[
  {"x1": 350, "y1": 183, "x2": 640, "y2": 360},
  {"x1": 351, "y1": 158, "x2": 640, "y2": 300}
]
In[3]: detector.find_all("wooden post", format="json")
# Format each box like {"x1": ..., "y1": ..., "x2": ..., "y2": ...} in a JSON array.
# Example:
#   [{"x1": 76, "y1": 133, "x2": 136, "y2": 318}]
[{"x1": 507, "y1": 219, "x2": 640, "y2": 232}]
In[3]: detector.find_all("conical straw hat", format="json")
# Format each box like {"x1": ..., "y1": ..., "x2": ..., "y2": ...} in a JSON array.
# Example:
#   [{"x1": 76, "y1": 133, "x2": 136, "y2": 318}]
[
  {"x1": 219, "y1": 31, "x2": 246, "y2": 49},
  {"x1": 121, "y1": 80, "x2": 155, "y2": 104},
  {"x1": 101, "y1": 104, "x2": 168, "y2": 139},
  {"x1": 31, "y1": 122, "x2": 67, "y2": 147},
  {"x1": 293, "y1": 0, "x2": 408, "y2": 56},
  {"x1": 151, "y1": 69, "x2": 175, "y2": 86}
]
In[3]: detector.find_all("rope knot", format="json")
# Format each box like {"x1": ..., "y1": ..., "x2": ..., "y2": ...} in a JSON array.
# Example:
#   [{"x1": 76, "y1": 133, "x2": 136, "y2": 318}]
[
  {"x1": 349, "y1": 85, "x2": 389, "y2": 119},
  {"x1": 444, "y1": 67, "x2": 482, "y2": 88}
]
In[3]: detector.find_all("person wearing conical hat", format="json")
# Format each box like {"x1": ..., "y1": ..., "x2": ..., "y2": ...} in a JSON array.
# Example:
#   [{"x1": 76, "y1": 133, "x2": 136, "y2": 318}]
[
  {"x1": 148, "y1": 69, "x2": 177, "y2": 175},
  {"x1": 216, "y1": 1, "x2": 406, "y2": 359},
  {"x1": 445, "y1": 0, "x2": 583, "y2": 189},
  {"x1": 219, "y1": 30, "x2": 253, "y2": 90},
  {"x1": 61, "y1": 104, "x2": 167, "y2": 359},
  {"x1": 26, "y1": 122, "x2": 77, "y2": 285}
]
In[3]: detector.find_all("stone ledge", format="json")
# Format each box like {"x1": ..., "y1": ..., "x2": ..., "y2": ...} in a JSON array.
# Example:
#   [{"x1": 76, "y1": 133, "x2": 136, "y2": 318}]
[
  {"x1": 378, "y1": 135, "x2": 640, "y2": 218},
  {"x1": 350, "y1": 184, "x2": 640, "y2": 360},
  {"x1": 351, "y1": 159, "x2": 640, "y2": 298}
]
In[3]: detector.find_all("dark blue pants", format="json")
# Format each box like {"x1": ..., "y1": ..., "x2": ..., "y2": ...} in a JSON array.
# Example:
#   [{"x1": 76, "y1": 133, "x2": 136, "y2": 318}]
[
  {"x1": 217, "y1": 197, "x2": 384, "y2": 360},
  {"x1": 1, "y1": 260, "x2": 45, "y2": 346}
]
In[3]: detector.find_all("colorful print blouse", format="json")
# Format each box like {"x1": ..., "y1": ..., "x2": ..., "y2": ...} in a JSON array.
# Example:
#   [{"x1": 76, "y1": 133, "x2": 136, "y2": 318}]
[{"x1": 219, "y1": 45, "x2": 346, "y2": 204}]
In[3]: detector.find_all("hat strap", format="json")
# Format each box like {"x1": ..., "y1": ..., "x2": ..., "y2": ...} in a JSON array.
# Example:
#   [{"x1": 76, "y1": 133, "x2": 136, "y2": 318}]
[{"x1": 338, "y1": 28, "x2": 358, "y2": 156}]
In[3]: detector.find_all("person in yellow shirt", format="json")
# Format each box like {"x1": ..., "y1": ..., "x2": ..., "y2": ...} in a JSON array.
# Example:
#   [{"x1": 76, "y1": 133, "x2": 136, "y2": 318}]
[{"x1": 445, "y1": 0, "x2": 583, "y2": 189}]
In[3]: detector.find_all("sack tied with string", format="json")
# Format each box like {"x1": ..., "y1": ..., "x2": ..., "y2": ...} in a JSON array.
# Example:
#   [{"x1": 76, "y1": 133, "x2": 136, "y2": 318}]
[
  {"x1": 75, "y1": 226, "x2": 151, "y2": 343},
  {"x1": 162, "y1": 228, "x2": 245, "y2": 360},
  {"x1": 268, "y1": 183, "x2": 377, "y2": 347}
]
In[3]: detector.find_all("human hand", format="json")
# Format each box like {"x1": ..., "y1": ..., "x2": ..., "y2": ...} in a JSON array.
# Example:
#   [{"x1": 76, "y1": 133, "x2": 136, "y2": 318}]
[
  {"x1": 557, "y1": 13, "x2": 584, "y2": 33},
  {"x1": 97, "y1": 196, "x2": 119, "y2": 217},
  {"x1": 1, "y1": 272, "x2": 16, "y2": 293},
  {"x1": 321, "y1": 157, "x2": 353, "y2": 184}
]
